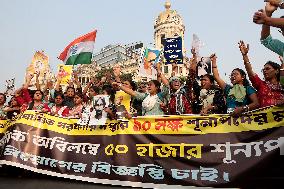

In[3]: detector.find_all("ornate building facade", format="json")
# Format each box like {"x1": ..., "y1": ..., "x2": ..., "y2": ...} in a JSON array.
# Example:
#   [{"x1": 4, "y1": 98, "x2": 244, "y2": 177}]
[
  {"x1": 154, "y1": 1, "x2": 189, "y2": 78},
  {"x1": 76, "y1": 1, "x2": 190, "y2": 86}
]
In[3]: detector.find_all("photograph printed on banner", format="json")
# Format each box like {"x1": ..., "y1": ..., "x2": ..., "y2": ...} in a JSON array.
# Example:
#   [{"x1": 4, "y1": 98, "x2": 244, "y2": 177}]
[
  {"x1": 78, "y1": 95, "x2": 110, "y2": 126},
  {"x1": 25, "y1": 51, "x2": 51, "y2": 89},
  {"x1": 138, "y1": 47, "x2": 161, "y2": 79},
  {"x1": 115, "y1": 91, "x2": 131, "y2": 119},
  {"x1": 57, "y1": 64, "x2": 73, "y2": 85},
  {"x1": 196, "y1": 57, "x2": 212, "y2": 82}
]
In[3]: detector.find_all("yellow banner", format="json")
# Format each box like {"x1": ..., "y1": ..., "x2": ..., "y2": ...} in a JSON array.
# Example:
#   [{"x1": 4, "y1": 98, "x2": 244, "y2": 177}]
[{"x1": 0, "y1": 106, "x2": 283, "y2": 136}]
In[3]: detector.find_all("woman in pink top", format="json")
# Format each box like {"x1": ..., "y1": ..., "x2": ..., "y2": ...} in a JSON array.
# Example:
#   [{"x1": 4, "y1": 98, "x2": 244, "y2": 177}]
[{"x1": 239, "y1": 40, "x2": 284, "y2": 107}]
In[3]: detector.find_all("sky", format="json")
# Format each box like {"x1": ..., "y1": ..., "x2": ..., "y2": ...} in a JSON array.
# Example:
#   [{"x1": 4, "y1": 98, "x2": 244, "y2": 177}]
[{"x1": 0, "y1": 0, "x2": 284, "y2": 92}]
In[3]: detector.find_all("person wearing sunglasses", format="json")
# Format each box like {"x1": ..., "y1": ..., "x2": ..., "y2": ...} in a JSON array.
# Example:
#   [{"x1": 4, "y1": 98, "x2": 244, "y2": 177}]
[
  {"x1": 212, "y1": 54, "x2": 259, "y2": 116},
  {"x1": 239, "y1": 40, "x2": 284, "y2": 107}
]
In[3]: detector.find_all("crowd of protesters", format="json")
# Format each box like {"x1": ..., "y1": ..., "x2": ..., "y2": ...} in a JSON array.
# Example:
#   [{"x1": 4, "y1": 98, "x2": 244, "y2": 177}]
[{"x1": 0, "y1": 1, "x2": 283, "y2": 121}]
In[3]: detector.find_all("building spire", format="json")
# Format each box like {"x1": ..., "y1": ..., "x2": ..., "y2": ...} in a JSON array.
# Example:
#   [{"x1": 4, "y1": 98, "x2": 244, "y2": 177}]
[{"x1": 164, "y1": 1, "x2": 171, "y2": 10}]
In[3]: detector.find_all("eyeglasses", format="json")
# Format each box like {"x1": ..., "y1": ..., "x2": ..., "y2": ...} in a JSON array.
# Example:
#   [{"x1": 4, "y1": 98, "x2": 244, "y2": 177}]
[
  {"x1": 261, "y1": 67, "x2": 272, "y2": 72},
  {"x1": 171, "y1": 79, "x2": 180, "y2": 82},
  {"x1": 148, "y1": 58, "x2": 156, "y2": 63},
  {"x1": 229, "y1": 73, "x2": 238, "y2": 78}
]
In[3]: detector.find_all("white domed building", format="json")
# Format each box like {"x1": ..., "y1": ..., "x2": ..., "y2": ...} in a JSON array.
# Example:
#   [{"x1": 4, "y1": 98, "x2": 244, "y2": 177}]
[{"x1": 154, "y1": 1, "x2": 189, "y2": 78}]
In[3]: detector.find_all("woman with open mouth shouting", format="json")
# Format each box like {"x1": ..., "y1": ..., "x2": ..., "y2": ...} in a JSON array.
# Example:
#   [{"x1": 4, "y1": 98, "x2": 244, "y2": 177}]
[
  {"x1": 239, "y1": 40, "x2": 284, "y2": 107},
  {"x1": 211, "y1": 53, "x2": 259, "y2": 116}
]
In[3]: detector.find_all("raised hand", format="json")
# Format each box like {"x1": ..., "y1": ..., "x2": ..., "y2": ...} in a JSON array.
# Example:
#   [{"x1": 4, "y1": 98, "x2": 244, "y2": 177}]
[
  {"x1": 253, "y1": 9, "x2": 266, "y2": 24},
  {"x1": 200, "y1": 107, "x2": 209, "y2": 115},
  {"x1": 90, "y1": 77, "x2": 96, "y2": 84},
  {"x1": 104, "y1": 107, "x2": 112, "y2": 114},
  {"x1": 72, "y1": 71, "x2": 78, "y2": 79},
  {"x1": 46, "y1": 80, "x2": 53, "y2": 89},
  {"x1": 210, "y1": 54, "x2": 217, "y2": 64},
  {"x1": 265, "y1": 2, "x2": 278, "y2": 13},
  {"x1": 191, "y1": 48, "x2": 197, "y2": 56},
  {"x1": 238, "y1": 40, "x2": 249, "y2": 55},
  {"x1": 156, "y1": 62, "x2": 162, "y2": 74},
  {"x1": 123, "y1": 111, "x2": 132, "y2": 119},
  {"x1": 67, "y1": 79, "x2": 74, "y2": 87},
  {"x1": 266, "y1": 0, "x2": 282, "y2": 7},
  {"x1": 101, "y1": 76, "x2": 107, "y2": 83},
  {"x1": 231, "y1": 107, "x2": 243, "y2": 117}
]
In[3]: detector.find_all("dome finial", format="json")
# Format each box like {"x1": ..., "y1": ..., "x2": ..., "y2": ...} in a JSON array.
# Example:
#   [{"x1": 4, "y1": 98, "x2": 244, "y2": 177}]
[{"x1": 164, "y1": 1, "x2": 171, "y2": 10}]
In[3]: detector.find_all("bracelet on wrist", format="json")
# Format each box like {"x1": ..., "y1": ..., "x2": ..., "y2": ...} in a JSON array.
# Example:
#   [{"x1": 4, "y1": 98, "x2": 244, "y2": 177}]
[{"x1": 243, "y1": 105, "x2": 249, "y2": 112}]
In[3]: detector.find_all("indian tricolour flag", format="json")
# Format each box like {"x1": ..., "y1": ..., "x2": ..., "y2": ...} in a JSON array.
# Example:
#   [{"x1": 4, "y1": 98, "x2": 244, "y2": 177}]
[{"x1": 58, "y1": 30, "x2": 97, "y2": 65}]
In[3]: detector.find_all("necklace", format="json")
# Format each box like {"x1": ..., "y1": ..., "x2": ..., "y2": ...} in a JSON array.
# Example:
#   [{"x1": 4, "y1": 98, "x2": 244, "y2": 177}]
[{"x1": 266, "y1": 81, "x2": 283, "y2": 91}]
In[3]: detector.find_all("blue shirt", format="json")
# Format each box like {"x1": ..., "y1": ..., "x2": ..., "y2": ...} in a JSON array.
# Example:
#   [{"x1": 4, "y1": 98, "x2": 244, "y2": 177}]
[
  {"x1": 224, "y1": 84, "x2": 256, "y2": 110},
  {"x1": 261, "y1": 35, "x2": 284, "y2": 57}
]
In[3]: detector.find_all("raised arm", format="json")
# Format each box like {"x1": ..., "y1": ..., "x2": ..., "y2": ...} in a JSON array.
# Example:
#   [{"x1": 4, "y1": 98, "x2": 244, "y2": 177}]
[
  {"x1": 35, "y1": 72, "x2": 41, "y2": 91},
  {"x1": 211, "y1": 54, "x2": 226, "y2": 90},
  {"x1": 83, "y1": 77, "x2": 95, "y2": 95},
  {"x1": 113, "y1": 82, "x2": 137, "y2": 97},
  {"x1": 73, "y1": 71, "x2": 81, "y2": 89},
  {"x1": 190, "y1": 48, "x2": 198, "y2": 73},
  {"x1": 267, "y1": 0, "x2": 284, "y2": 8},
  {"x1": 113, "y1": 65, "x2": 122, "y2": 83},
  {"x1": 171, "y1": 63, "x2": 178, "y2": 77},
  {"x1": 156, "y1": 62, "x2": 169, "y2": 86},
  {"x1": 253, "y1": 3, "x2": 277, "y2": 39},
  {"x1": 238, "y1": 40, "x2": 256, "y2": 77},
  {"x1": 23, "y1": 74, "x2": 33, "y2": 89},
  {"x1": 55, "y1": 76, "x2": 63, "y2": 92}
]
